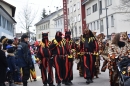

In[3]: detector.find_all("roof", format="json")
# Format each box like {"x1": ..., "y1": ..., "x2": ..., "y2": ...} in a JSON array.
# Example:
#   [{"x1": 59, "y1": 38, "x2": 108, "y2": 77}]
[
  {"x1": 53, "y1": 14, "x2": 63, "y2": 21},
  {"x1": 35, "y1": 8, "x2": 63, "y2": 26},
  {"x1": 82, "y1": 0, "x2": 90, "y2": 5},
  {"x1": 0, "y1": 5, "x2": 16, "y2": 23},
  {"x1": 1, "y1": 0, "x2": 16, "y2": 17}
]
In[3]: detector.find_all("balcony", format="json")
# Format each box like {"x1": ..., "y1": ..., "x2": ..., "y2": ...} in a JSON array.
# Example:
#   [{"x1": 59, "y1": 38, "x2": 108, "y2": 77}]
[{"x1": 82, "y1": 0, "x2": 90, "y2": 5}]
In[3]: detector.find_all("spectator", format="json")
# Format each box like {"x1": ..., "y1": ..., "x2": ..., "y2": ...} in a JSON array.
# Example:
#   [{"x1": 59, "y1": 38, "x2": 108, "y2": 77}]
[
  {"x1": 0, "y1": 43, "x2": 8, "y2": 86},
  {"x1": 6, "y1": 45, "x2": 17, "y2": 86},
  {"x1": 17, "y1": 34, "x2": 32, "y2": 86}
]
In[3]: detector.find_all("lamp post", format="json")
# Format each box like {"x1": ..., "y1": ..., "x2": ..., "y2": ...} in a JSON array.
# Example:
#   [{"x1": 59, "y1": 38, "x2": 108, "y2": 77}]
[{"x1": 102, "y1": 8, "x2": 108, "y2": 38}]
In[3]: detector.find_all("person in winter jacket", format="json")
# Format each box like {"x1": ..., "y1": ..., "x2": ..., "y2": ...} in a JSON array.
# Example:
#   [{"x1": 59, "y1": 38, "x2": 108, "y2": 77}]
[
  {"x1": 6, "y1": 45, "x2": 17, "y2": 86},
  {"x1": 0, "y1": 42, "x2": 8, "y2": 86},
  {"x1": 16, "y1": 34, "x2": 32, "y2": 86}
]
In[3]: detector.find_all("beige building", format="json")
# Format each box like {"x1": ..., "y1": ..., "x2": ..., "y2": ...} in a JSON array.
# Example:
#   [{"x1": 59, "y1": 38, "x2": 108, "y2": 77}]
[
  {"x1": 0, "y1": 0, "x2": 16, "y2": 39},
  {"x1": 67, "y1": 0, "x2": 82, "y2": 39},
  {"x1": 35, "y1": 9, "x2": 63, "y2": 41}
]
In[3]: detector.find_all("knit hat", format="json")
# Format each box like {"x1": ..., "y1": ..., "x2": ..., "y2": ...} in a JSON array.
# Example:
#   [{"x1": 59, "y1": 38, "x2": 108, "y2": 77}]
[
  {"x1": 6, "y1": 45, "x2": 15, "y2": 53},
  {"x1": 7, "y1": 39, "x2": 13, "y2": 44},
  {"x1": 21, "y1": 34, "x2": 29, "y2": 39}
]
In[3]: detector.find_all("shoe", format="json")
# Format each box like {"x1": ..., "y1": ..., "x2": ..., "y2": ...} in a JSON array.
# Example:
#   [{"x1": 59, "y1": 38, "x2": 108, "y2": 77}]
[
  {"x1": 68, "y1": 81, "x2": 73, "y2": 85},
  {"x1": 57, "y1": 83, "x2": 61, "y2": 86},
  {"x1": 43, "y1": 84, "x2": 47, "y2": 86},
  {"x1": 49, "y1": 84, "x2": 55, "y2": 86},
  {"x1": 62, "y1": 81, "x2": 65, "y2": 84},
  {"x1": 89, "y1": 79, "x2": 93, "y2": 83},
  {"x1": 34, "y1": 79, "x2": 37, "y2": 81},
  {"x1": 86, "y1": 80, "x2": 90, "y2": 84},
  {"x1": 65, "y1": 82, "x2": 71, "y2": 85}
]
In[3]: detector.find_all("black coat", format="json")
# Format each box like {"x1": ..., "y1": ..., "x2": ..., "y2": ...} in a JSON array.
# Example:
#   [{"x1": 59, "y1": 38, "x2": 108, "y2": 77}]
[{"x1": 0, "y1": 50, "x2": 8, "y2": 83}]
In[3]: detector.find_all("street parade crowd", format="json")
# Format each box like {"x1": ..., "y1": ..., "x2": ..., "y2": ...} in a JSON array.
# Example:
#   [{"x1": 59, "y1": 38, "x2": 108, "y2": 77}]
[{"x1": 0, "y1": 29, "x2": 130, "y2": 86}]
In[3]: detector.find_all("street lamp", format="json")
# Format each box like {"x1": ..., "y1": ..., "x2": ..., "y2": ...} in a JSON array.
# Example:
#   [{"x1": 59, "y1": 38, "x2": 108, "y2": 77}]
[{"x1": 102, "y1": 8, "x2": 108, "y2": 38}]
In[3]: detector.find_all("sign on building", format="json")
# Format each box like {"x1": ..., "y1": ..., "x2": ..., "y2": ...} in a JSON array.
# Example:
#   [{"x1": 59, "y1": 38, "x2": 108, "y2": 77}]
[{"x1": 63, "y1": 0, "x2": 68, "y2": 32}]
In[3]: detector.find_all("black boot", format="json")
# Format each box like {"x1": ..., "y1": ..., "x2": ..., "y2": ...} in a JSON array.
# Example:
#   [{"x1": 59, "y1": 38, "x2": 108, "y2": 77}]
[
  {"x1": 89, "y1": 79, "x2": 93, "y2": 83},
  {"x1": 23, "y1": 82, "x2": 27, "y2": 86},
  {"x1": 43, "y1": 84, "x2": 47, "y2": 86},
  {"x1": 57, "y1": 83, "x2": 61, "y2": 86},
  {"x1": 65, "y1": 82, "x2": 71, "y2": 85},
  {"x1": 49, "y1": 84, "x2": 55, "y2": 86},
  {"x1": 86, "y1": 79, "x2": 90, "y2": 84},
  {"x1": 68, "y1": 81, "x2": 73, "y2": 85}
]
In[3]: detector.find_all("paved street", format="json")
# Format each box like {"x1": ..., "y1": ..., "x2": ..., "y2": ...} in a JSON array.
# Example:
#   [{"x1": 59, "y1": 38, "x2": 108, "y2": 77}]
[
  {"x1": 27, "y1": 60, "x2": 110, "y2": 86},
  {"x1": 7, "y1": 61, "x2": 110, "y2": 86}
]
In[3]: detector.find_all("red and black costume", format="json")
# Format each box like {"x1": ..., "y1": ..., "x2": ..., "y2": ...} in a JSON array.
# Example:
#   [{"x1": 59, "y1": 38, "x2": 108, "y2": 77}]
[
  {"x1": 49, "y1": 31, "x2": 67, "y2": 86},
  {"x1": 64, "y1": 31, "x2": 74, "y2": 85},
  {"x1": 80, "y1": 29, "x2": 99, "y2": 84},
  {"x1": 37, "y1": 32, "x2": 55, "y2": 86}
]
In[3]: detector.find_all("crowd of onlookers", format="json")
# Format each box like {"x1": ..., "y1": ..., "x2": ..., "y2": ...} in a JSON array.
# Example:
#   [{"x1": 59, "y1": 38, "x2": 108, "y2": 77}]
[{"x1": 0, "y1": 34, "x2": 37, "y2": 86}]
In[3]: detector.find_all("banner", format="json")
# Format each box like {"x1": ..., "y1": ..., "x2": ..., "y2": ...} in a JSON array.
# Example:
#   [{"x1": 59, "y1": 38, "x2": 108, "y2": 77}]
[{"x1": 63, "y1": 0, "x2": 68, "y2": 32}]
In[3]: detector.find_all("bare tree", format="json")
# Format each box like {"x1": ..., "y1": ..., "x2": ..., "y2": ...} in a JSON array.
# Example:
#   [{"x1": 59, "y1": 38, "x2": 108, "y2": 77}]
[
  {"x1": 115, "y1": 0, "x2": 130, "y2": 21},
  {"x1": 18, "y1": 4, "x2": 38, "y2": 33}
]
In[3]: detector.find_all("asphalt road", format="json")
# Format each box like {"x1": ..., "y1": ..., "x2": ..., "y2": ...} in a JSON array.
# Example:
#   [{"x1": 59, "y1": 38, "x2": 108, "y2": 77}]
[{"x1": 7, "y1": 60, "x2": 110, "y2": 86}]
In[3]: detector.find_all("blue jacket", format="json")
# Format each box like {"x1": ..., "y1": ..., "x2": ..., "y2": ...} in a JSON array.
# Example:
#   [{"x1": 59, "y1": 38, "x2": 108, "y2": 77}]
[
  {"x1": 7, "y1": 54, "x2": 16, "y2": 72},
  {"x1": 16, "y1": 42, "x2": 32, "y2": 67}
]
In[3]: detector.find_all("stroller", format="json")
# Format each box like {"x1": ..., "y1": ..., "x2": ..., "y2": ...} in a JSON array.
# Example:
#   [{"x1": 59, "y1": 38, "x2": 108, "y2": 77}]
[{"x1": 116, "y1": 56, "x2": 130, "y2": 86}]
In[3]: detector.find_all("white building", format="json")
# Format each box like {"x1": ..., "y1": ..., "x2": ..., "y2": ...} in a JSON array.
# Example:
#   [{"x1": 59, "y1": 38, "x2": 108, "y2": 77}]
[
  {"x1": 83, "y1": 0, "x2": 130, "y2": 37},
  {"x1": 67, "y1": 0, "x2": 82, "y2": 39},
  {"x1": 0, "y1": 0, "x2": 16, "y2": 39},
  {"x1": 53, "y1": 14, "x2": 64, "y2": 34},
  {"x1": 35, "y1": 9, "x2": 63, "y2": 41}
]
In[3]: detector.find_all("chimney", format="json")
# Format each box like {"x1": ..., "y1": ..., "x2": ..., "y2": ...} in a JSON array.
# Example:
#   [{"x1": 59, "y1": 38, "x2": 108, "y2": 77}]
[
  {"x1": 49, "y1": 10, "x2": 51, "y2": 15},
  {"x1": 56, "y1": 7, "x2": 59, "y2": 11}
]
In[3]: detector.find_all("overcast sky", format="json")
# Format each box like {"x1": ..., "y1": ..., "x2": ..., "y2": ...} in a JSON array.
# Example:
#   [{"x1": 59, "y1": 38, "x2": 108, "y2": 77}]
[{"x1": 4, "y1": 0, "x2": 63, "y2": 33}]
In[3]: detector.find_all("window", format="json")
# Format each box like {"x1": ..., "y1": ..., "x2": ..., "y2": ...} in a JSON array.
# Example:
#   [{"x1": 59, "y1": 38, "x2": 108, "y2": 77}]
[
  {"x1": 0, "y1": 15, "x2": 1, "y2": 26},
  {"x1": 2, "y1": 16, "x2": 6, "y2": 28},
  {"x1": 42, "y1": 25, "x2": 43, "y2": 30},
  {"x1": 91, "y1": 23, "x2": 93, "y2": 30},
  {"x1": 77, "y1": 2, "x2": 80, "y2": 10},
  {"x1": 94, "y1": 22, "x2": 96, "y2": 30},
  {"x1": 70, "y1": 6, "x2": 72, "y2": 13},
  {"x1": 78, "y1": 14, "x2": 81, "y2": 21},
  {"x1": 73, "y1": 4, "x2": 76, "y2": 12},
  {"x1": 111, "y1": 15, "x2": 114, "y2": 27},
  {"x1": 93, "y1": 3, "x2": 97, "y2": 12},
  {"x1": 100, "y1": 20, "x2": 104, "y2": 32},
  {"x1": 89, "y1": 24, "x2": 91, "y2": 30},
  {"x1": 75, "y1": 26, "x2": 77, "y2": 36},
  {"x1": 87, "y1": 7, "x2": 91, "y2": 16},
  {"x1": 46, "y1": 24, "x2": 47, "y2": 29},
  {"x1": 44, "y1": 25, "x2": 45, "y2": 29},
  {"x1": 74, "y1": 17, "x2": 77, "y2": 22},
  {"x1": 99, "y1": 1, "x2": 102, "y2": 14},
  {"x1": 97, "y1": 20, "x2": 99, "y2": 30},
  {"x1": 106, "y1": 0, "x2": 112, "y2": 6},
  {"x1": 79, "y1": 26, "x2": 81, "y2": 34}
]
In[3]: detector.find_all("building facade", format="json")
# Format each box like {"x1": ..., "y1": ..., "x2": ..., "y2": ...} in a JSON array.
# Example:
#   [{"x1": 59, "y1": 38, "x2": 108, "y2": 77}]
[
  {"x1": 83, "y1": 0, "x2": 130, "y2": 37},
  {"x1": 53, "y1": 14, "x2": 64, "y2": 33},
  {"x1": 0, "y1": 0, "x2": 16, "y2": 39},
  {"x1": 67, "y1": 0, "x2": 82, "y2": 39},
  {"x1": 35, "y1": 9, "x2": 63, "y2": 41}
]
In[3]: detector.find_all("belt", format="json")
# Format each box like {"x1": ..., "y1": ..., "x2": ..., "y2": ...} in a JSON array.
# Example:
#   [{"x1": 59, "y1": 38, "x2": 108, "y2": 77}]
[
  {"x1": 68, "y1": 55, "x2": 73, "y2": 58},
  {"x1": 80, "y1": 52, "x2": 99, "y2": 55},
  {"x1": 52, "y1": 55, "x2": 67, "y2": 57}
]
